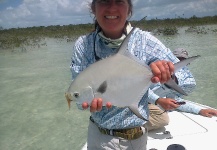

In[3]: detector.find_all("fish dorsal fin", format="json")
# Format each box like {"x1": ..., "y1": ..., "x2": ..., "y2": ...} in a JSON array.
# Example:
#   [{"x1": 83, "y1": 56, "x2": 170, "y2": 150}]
[
  {"x1": 117, "y1": 27, "x2": 150, "y2": 68},
  {"x1": 117, "y1": 27, "x2": 136, "y2": 55},
  {"x1": 174, "y1": 55, "x2": 200, "y2": 72}
]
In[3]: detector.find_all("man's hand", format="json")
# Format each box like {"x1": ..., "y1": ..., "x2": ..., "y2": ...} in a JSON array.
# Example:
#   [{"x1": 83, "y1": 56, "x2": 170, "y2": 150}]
[
  {"x1": 82, "y1": 98, "x2": 112, "y2": 112},
  {"x1": 199, "y1": 109, "x2": 217, "y2": 117},
  {"x1": 156, "y1": 98, "x2": 180, "y2": 110},
  {"x1": 150, "y1": 60, "x2": 174, "y2": 83}
]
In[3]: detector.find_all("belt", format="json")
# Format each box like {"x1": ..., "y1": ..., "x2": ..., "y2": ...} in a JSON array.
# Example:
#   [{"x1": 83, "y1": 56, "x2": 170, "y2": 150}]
[{"x1": 90, "y1": 117, "x2": 144, "y2": 140}]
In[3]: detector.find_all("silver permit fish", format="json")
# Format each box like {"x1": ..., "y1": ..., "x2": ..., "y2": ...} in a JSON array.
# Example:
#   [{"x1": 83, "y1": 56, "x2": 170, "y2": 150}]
[
  {"x1": 66, "y1": 28, "x2": 152, "y2": 108},
  {"x1": 65, "y1": 27, "x2": 200, "y2": 110}
]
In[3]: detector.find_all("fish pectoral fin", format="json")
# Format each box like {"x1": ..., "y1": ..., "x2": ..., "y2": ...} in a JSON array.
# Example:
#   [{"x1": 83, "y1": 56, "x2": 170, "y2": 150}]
[
  {"x1": 96, "y1": 81, "x2": 107, "y2": 94},
  {"x1": 165, "y1": 78, "x2": 188, "y2": 96},
  {"x1": 128, "y1": 104, "x2": 147, "y2": 121}
]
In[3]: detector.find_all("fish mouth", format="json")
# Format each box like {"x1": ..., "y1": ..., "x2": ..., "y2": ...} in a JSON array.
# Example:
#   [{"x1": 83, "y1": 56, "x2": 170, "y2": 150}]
[{"x1": 65, "y1": 92, "x2": 73, "y2": 109}]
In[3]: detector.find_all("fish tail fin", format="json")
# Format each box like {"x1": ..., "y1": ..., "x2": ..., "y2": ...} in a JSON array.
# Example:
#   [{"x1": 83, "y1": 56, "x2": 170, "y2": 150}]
[
  {"x1": 168, "y1": 55, "x2": 201, "y2": 95},
  {"x1": 174, "y1": 55, "x2": 201, "y2": 72},
  {"x1": 165, "y1": 79, "x2": 188, "y2": 96}
]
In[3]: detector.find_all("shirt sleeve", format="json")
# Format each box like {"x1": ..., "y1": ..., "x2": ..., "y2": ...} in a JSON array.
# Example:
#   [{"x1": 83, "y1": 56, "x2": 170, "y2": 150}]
[
  {"x1": 148, "y1": 88, "x2": 160, "y2": 104},
  {"x1": 70, "y1": 35, "x2": 93, "y2": 80},
  {"x1": 70, "y1": 36, "x2": 93, "y2": 110},
  {"x1": 174, "y1": 67, "x2": 196, "y2": 95},
  {"x1": 152, "y1": 84, "x2": 202, "y2": 114},
  {"x1": 175, "y1": 97, "x2": 203, "y2": 114},
  {"x1": 130, "y1": 29, "x2": 197, "y2": 104},
  {"x1": 144, "y1": 32, "x2": 196, "y2": 97}
]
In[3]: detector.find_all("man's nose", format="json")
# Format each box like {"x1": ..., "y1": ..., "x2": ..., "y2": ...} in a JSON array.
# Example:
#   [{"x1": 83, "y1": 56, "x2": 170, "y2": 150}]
[{"x1": 107, "y1": 0, "x2": 118, "y2": 8}]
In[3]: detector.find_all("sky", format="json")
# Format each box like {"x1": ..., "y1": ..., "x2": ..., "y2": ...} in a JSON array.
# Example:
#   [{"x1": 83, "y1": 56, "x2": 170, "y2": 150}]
[{"x1": 0, "y1": 0, "x2": 216, "y2": 29}]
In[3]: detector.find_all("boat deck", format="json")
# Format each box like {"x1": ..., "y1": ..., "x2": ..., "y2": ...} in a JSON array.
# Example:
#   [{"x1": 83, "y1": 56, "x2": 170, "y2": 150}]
[
  {"x1": 82, "y1": 102, "x2": 217, "y2": 150},
  {"x1": 147, "y1": 111, "x2": 217, "y2": 150}
]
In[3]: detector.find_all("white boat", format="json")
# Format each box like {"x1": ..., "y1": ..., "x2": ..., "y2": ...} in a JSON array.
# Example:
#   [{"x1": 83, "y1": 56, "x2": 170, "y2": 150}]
[{"x1": 81, "y1": 101, "x2": 217, "y2": 150}]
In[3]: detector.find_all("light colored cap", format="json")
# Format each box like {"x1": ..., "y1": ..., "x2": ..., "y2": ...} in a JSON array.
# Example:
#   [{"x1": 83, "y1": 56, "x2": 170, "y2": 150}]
[{"x1": 173, "y1": 48, "x2": 189, "y2": 58}]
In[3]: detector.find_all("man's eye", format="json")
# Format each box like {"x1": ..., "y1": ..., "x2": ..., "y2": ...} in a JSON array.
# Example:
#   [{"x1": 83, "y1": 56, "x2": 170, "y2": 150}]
[{"x1": 116, "y1": 0, "x2": 124, "y2": 3}]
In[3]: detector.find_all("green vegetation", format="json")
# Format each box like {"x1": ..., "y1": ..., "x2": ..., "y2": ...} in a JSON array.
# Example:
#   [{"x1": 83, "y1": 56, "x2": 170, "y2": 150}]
[
  {"x1": 0, "y1": 15, "x2": 217, "y2": 50},
  {"x1": 0, "y1": 23, "x2": 94, "y2": 49},
  {"x1": 132, "y1": 15, "x2": 217, "y2": 35}
]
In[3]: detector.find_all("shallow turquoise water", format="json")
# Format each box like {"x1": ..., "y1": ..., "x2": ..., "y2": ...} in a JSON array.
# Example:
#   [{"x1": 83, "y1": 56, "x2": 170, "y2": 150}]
[
  {"x1": 0, "y1": 25, "x2": 216, "y2": 150},
  {"x1": 155, "y1": 25, "x2": 217, "y2": 107}
]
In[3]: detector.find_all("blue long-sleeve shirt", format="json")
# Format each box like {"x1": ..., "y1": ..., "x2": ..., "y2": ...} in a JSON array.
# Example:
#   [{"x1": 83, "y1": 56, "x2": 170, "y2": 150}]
[
  {"x1": 70, "y1": 27, "x2": 196, "y2": 129},
  {"x1": 149, "y1": 83, "x2": 202, "y2": 114}
]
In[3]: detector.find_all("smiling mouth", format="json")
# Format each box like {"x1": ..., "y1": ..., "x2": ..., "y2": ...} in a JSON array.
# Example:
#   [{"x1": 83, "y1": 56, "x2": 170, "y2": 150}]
[{"x1": 105, "y1": 16, "x2": 119, "y2": 19}]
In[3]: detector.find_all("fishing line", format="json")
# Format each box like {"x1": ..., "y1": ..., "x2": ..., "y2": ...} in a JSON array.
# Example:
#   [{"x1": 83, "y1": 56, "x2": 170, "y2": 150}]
[{"x1": 180, "y1": 112, "x2": 208, "y2": 132}]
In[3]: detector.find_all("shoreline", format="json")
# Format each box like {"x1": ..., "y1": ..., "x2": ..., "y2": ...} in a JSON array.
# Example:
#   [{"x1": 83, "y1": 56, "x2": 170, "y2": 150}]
[{"x1": 0, "y1": 16, "x2": 217, "y2": 50}]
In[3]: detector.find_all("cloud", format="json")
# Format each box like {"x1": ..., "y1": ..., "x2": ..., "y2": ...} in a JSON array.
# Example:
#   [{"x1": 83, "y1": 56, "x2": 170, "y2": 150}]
[
  {"x1": 132, "y1": 0, "x2": 217, "y2": 20},
  {"x1": 0, "y1": 0, "x2": 216, "y2": 29},
  {"x1": 0, "y1": 0, "x2": 92, "y2": 28}
]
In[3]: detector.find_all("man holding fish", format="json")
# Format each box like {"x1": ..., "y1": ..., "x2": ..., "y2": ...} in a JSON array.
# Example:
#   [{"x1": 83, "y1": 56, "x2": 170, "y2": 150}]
[
  {"x1": 146, "y1": 48, "x2": 217, "y2": 131},
  {"x1": 67, "y1": 0, "x2": 197, "y2": 149}
]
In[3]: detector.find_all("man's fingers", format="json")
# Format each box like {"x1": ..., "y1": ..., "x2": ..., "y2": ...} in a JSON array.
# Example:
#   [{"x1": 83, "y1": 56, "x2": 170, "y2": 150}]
[
  {"x1": 167, "y1": 61, "x2": 174, "y2": 75},
  {"x1": 90, "y1": 98, "x2": 103, "y2": 112},
  {"x1": 161, "y1": 61, "x2": 170, "y2": 83},
  {"x1": 106, "y1": 102, "x2": 112, "y2": 109},
  {"x1": 82, "y1": 102, "x2": 89, "y2": 109},
  {"x1": 151, "y1": 61, "x2": 173, "y2": 83},
  {"x1": 151, "y1": 76, "x2": 160, "y2": 83},
  {"x1": 90, "y1": 98, "x2": 98, "y2": 112},
  {"x1": 97, "y1": 98, "x2": 103, "y2": 111},
  {"x1": 150, "y1": 62, "x2": 161, "y2": 82},
  {"x1": 84, "y1": 98, "x2": 112, "y2": 112}
]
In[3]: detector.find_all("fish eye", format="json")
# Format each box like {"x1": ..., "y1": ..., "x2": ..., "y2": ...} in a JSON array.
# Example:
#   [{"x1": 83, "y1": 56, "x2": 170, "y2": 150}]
[{"x1": 73, "y1": 92, "x2": 80, "y2": 98}]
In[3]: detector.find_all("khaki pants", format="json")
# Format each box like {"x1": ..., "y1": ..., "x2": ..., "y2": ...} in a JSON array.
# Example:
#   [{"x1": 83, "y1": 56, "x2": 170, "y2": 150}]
[
  {"x1": 87, "y1": 120, "x2": 147, "y2": 150},
  {"x1": 145, "y1": 104, "x2": 169, "y2": 131}
]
